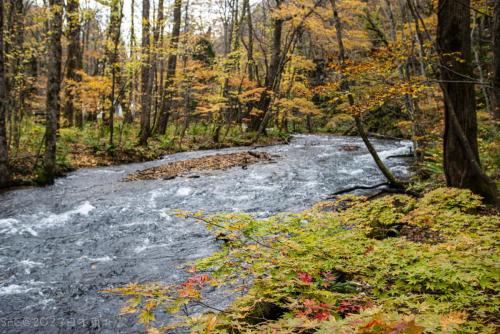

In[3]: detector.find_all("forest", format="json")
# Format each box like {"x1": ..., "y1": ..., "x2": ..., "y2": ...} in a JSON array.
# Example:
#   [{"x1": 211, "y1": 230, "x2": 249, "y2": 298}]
[{"x1": 0, "y1": 0, "x2": 499, "y2": 333}]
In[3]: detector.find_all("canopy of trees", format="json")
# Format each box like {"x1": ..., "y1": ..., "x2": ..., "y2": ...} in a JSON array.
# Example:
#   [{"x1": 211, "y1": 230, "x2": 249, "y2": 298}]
[{"x1": 0, "y1": 0, "x2": 498, "y2": 205}]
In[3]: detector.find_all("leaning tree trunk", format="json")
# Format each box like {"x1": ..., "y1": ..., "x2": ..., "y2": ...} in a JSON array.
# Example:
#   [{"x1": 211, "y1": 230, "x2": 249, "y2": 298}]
[
  {"x1": 438, "y1": 0, "x2": 498, "y2": 205},
  {"x1": 64, "y1": 0, "x2": 83, "y2": 127},
  {"x1": 139, "y1": 0, "x2": 152, "y2": 146},
  {"x1": 0, "y1": 0, "x2": 10, "y2": 188},
  {"x1": 492, "y1": 0, "x2": 500, "y2": 119},
  {"x1": 156, "y1": 0, "x2": 182, "y2": 135},
  {"x1": 43, "y1": 0, "x2": 64, "y2": 184},
  {"x1": 330, "y1": 0, "x2": 403, "y2": 189}
]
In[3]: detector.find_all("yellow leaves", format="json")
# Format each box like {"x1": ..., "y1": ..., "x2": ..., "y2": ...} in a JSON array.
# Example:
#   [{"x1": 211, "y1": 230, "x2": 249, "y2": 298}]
[
  {"x1": 205, "y1": 314, "x2": 218, "y2": 331},
  {"x1": 146, "y1": 328, "x2": 162, "y2": 334},
  {"x1": 439, "y1": 312, "x2": 467, "y2": 331},
  {"x1": 139, "y1": 310, "x2": 155, "y2": 324},
  {"x1": 238, "y1": 87, "x2": 267, "y2": 103}
]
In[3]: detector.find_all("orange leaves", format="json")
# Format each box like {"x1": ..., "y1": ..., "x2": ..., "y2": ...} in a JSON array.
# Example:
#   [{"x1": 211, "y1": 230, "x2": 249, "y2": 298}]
[
  {"x1": 205, "y1": 314, "x2": 218, "y2": 331},
  {"x1": 237, "y1": 87, "x2": 266, "y2": 104},
  {"x1": 358, "y1": 316, "x2": 424, "y2": 334},
  {"x1": 71, "y1": 70, "x2": 112, "y2": 114},
  {"x1": 177, "y1": 274, "x2": 213, "y2": 300},
  {"x1": 439, "y1": 311, "x2": 467, "y2": 330}
]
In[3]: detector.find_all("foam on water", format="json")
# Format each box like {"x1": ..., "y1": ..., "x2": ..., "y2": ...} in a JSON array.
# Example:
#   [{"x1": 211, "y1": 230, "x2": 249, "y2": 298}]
[
  {"x1": 175, "y1": 187, "x2": 193, "y2": 197},
  {"x1": 0, "y1": 218, "x2": 38, "y2": 236},
  {"x1": 0, "y1": 134, "x2": 413, "y2": 333},
  {"x1": 39, "y1": 201, "x2": 95, "y2": 228},
  {"x1": 78, "y1": 256, "x2": 113, "y2": 263},
  {"x1": 0, "y1": 281, "x2": 45, "y2": 295},
  {"x1": 20, "y1": 260, "x2": 43, "y2": 274}
]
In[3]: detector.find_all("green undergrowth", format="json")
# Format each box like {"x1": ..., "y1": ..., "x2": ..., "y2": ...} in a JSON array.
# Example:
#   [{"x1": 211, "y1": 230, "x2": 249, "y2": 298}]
[
  {"x1": 8, "y1": 120, "x2": 289, "y2": 186},
  {"x1": 109, "y1": 188, "x2": 499, "y2": 333}
]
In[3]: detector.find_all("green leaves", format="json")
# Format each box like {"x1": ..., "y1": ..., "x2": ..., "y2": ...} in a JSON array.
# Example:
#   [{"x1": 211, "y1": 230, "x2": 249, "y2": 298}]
[{"x1": 108, "y1": 188, "x2": 499, "y2": 333}]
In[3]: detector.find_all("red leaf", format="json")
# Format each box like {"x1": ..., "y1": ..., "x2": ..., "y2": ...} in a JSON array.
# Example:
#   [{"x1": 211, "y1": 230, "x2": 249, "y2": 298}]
[
  {"x1": 314, "y1": 311, "x2": 330, "y2": 321},
  {"x1": 297, "y1": 272, "x2": 313, "y2": 284}
]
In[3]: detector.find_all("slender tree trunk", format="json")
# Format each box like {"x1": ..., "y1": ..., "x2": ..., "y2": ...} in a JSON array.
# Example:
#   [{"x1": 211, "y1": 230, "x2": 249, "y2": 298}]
[
  {"x1": 150, "y1": 0, "x2": 164, "y2": 132},
  {"x1": 438, "y1": 0, "x2": 498, "y2": 205},
  {"x1": 0, "y1": 0, "x2": 10, "y2": 188},
  {"x1": 156, "y1": 0, "x2": 182, "y2": 135},
  {"x1": 139, "y1": 0, "x2": 152, "y2": 145},
  {"x1": 9, "y1": 0, "x2": 25, "y2": 154},
  {"x1": 125, "y1": 0, "x2": 136, "y2": 124},
  {"x1": 107, "y1": 0, "x2": 124, "y2": 146},
  {"x1": 249, "y1": 0, "x2": 283, "y2": 132},
  {"x1": 244, "y1": 0, "x2": 255, "y2": 82},
  {"x1": 492, "y1": 0, "x2": 500, "y2": 119},
  {"x1": 330, "y1": 0, "x2": 403, "y2": 188},
  {"x1": 43, "y1": 0, "x2": 63, "y2": 184},
  {"x1": 64, "y1": 0, "x2": 83, "y2": 128},
  {"x1": 471, "y1": 13, "x2": 492, "y2": 115}
]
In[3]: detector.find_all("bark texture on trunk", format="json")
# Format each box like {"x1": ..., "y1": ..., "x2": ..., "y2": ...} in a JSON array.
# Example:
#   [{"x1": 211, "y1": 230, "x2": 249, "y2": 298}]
[
  {"x1": 43, "y1": 0, "x2": 64, "y2": 183},
  {"x1": 107, "y1": 0, "x2": 123, "y2": 146},
  {"x1": 139, "y1": 0, "x2": 152, "y2": 145},
  {"x1": 492, "y1": 0, "x2": 500, "y2": 119},
  {"x1": 249, "y1": 0, "x2": 283, "y2": 132},
  {"x1": 438, "y1": 0, "x2": 498, "y2": 205},
  {"x1": 244, "y1": 0, "x2": 256, "y2": 82},
  {"x1": 156, "y1": 0, "x2": 182, "y2": 135},
  {"x1": 0, "y1": 0, "x2": 10, "y2": 188},
  {"x1": 64, "y1": 0, "x2": 83, "y2": 127}
]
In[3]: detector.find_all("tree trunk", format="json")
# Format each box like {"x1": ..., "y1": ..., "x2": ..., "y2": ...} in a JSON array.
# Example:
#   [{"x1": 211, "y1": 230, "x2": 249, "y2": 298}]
[
  {"x1": 107, "y1": 0, "x2": 124, "y2": 146},
  {"x1": 150, "y1": 0, "x2": 164, "y2": 132},
  {"x1": 139, "y1": 0, "x2": 152, "y2": 145},
  {"x1": 330, "y1": 0, "x2": 403, "y2": 189},
  {"x1": 43, "y1": 0, "x2": 63, "y2": 184},
  {"x1": 0, "y1": 0, "x2": 10, "y2": 188},
  {"x1": 244, "y1": 0, "x2": 256, "y2": 82},
  {"x1": 9, "y1": 0, "x2": 25, "y2": 153},
  {"x1": 438, "y1": 0, "x2": 498, "y2": 205},
  {"x1": 492, "y1": 0, "x2": 500, "y2": 119},
  {"x1": 125, "y1": 0, "x2": 136, "y2": 124},
  {"x1": 156, "y1": 0, "x2": 182, "y2": 135},
  {"x1": 64, "y1": 0, "x2": 83, "y2": 128},
  {"x1": 248, "y1": 0, "x2": 283, "y2": 132}
]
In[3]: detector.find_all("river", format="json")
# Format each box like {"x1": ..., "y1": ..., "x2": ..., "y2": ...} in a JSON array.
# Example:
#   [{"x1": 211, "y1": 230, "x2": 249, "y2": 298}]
[{"x1": 0, "y1": 135, "x2": 412, "y2": 333}]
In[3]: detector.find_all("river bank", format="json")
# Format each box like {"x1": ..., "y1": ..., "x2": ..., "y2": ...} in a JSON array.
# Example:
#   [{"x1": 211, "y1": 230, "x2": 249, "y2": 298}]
[
  {"x1": 6, "y1": 127, "x2": 290, "y2": 189},
  {"x1": 133, "y1": 187, "x2": 497, "y2": 333},
  {"x1": 0, "y1": 135, "x2": 412, "y2": 333}
]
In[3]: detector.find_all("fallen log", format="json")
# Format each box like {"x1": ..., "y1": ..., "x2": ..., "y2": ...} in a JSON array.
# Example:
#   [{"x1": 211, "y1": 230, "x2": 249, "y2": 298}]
[
  {"x1": 386, "y1": 153, "x2": 414, "y2": 159},
  {"x1": 327, "y1": 182, "x2": 389, "y2": 198},
  {"x1": 327, "y1": 182, "x2": 419, "y2": 199}
]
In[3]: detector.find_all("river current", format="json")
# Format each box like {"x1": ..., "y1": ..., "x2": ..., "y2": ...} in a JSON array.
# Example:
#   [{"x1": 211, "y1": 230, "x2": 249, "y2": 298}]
[{"x1": 0, "y1": 135, "x2": 412, "y2": 333}]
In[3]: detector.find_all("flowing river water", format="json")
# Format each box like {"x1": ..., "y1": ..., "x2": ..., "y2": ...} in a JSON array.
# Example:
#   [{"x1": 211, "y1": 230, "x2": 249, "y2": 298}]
[{"x1": 0, "y1": 135, "x2": 412, "y2": 333}]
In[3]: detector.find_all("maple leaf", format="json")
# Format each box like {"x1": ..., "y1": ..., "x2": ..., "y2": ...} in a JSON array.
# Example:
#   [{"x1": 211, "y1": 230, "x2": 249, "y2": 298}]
[
  {"x1": 314, "y1": 311, "x2": 330, "y2": 321},
  {"x1": 297, "y1": 272, "x2": 313, "y2": 284}
]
